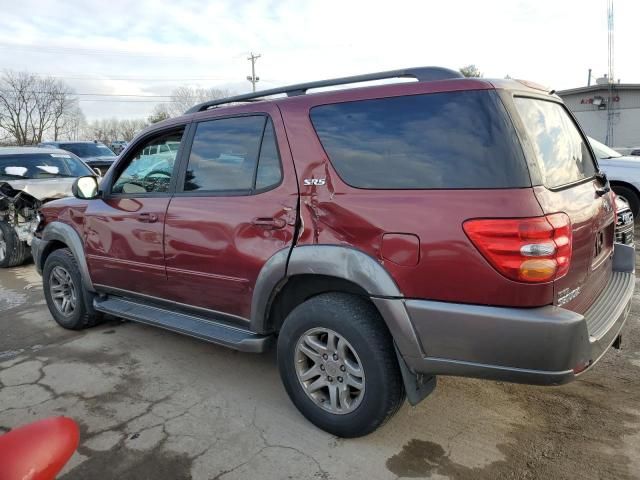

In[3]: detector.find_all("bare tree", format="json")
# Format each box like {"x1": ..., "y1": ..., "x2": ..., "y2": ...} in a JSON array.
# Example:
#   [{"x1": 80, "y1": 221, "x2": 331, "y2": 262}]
[
  {"x1": 155, "y1": 86, "x2": 234, "y2": 118},
  {"x1": 0, "y1": 71, "x2": 78, "y2": 145},
  {"x1": 459, "y1": 65, "x2": 483, "y2": 78},
  {"x1": 86, "y1": 117, "x2": 147, "y2": 146}
]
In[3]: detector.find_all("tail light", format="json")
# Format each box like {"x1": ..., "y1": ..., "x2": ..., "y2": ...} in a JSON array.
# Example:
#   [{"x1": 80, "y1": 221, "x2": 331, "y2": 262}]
[{"x1": 463, "y1": 213, "x2": 572, "y2": 283}]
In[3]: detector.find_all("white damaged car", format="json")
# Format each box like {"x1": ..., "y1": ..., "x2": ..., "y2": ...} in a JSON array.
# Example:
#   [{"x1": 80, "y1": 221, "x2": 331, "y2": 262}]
[{"x1": 0, "y1": 147, "x2": 97, "y2": 268}]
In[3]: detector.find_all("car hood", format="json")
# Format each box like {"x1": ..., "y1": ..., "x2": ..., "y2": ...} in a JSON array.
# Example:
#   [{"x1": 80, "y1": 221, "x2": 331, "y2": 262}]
[
  {"x1": 598, "y1": 156, "x2": 640, "y2": 167},
  {"x1": 3, "y1": 177, "x2": 76, "y2": 201}
]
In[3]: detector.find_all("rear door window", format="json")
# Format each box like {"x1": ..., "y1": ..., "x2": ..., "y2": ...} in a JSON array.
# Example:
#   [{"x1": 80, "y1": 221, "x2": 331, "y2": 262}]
[
  {"x1": 310, "y1": 90, "x2": 529, "y2": 189},
  {"x1": 513, "y1": 97, "x2": 596, "y2": 188},
  {"x1": 183, "y1": 116, "x2": 282, "y2": 193}
]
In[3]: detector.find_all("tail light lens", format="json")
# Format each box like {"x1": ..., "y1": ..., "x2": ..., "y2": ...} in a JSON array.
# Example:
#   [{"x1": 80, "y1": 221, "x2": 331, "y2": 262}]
[{"x1": 463, "y1": 213, "x2": 572, "y2": 283}]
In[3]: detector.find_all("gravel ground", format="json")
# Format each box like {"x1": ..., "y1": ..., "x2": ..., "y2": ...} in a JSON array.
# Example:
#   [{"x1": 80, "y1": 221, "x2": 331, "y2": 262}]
[{"x1": 0, "y1": 255, "x2": 639, "y2": 480}]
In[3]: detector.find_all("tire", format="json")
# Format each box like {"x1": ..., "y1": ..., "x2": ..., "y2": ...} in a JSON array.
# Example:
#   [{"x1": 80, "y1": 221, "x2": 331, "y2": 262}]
[
  {"x1": 613, "y1": 185, "x2": 640, "y2": 219},
  {"x1": 43, "y1": 248, "x2": 102, "y2": 330},
  {"x1": 0, "y1": 221, "x2": 31, "y2": 268},
  {"x1": 277, "y1": 292, "x2": 405, "y2": 437}
]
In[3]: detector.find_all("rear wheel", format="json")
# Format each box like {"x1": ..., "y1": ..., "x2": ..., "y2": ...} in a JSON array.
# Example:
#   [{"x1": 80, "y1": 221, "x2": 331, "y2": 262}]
[
  {"x1": 613, "y1": 185, "x2": 639, "y2": 218},
  {"x1": 43, "y1": 248, "x2": 102, "y2": 330},
  {"x1": 277, "y1": 293, "x2": 405, "y2": 437},
  {"x1": 0, "y1": 221, "x2": 30, "y2": 268}
]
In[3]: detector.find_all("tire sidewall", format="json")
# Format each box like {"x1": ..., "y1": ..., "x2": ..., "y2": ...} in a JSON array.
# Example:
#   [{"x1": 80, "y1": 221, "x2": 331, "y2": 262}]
[
  {"x1": 277, "y1": 295, "x2": 400, "y2": 437},
  {"x1": 0, "y1": 221, "x2": 18, "y2": 268},
  {"x1": 43, "y1": 250, "x2": 86, "y2": 329},
  {"x1": 613, "y1": 186, "x2": 640, "y2": 218}
]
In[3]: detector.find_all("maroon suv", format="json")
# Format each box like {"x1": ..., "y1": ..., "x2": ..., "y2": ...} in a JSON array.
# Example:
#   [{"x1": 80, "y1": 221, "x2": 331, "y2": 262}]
[{"x1": 32, "y1": 67, "x2": 635, "y2": 437}]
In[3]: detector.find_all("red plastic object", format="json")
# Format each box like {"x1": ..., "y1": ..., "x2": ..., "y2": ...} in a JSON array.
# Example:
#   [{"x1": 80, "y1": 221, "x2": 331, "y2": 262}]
[{"x1": 0, "y1": 417, "x2": 80, "y2": 480}]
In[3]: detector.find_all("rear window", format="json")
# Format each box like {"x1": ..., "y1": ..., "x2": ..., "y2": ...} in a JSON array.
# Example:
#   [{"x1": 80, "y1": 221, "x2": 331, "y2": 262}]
[
  {"x1": 310, "y1": 90, "x2": 529, "y2": 189},
  {"x1": 514, "y1": 97, "x2": 596, "y2": 188}
]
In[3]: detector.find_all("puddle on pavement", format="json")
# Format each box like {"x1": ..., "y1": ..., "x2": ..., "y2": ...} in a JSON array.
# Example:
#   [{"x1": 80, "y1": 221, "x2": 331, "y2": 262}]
[
  {"x1": 0, "y1": 265, "x2": 40, "y2": 312},
  {"x1": 386, "y1": 439, "x2": 449, "y2": 478}
]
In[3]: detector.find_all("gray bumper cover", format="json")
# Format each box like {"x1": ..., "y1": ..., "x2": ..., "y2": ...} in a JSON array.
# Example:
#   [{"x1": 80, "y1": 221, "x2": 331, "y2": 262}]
[{"x1": 383, "y1": 244, "x2": 635, "y2": 385}]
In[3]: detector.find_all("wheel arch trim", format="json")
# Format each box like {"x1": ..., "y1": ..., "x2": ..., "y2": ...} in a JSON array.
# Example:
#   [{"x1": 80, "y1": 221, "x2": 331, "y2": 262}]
[
  {"x1": 40, "y1": 222, "x2": 94, "y2": 292},
  {"x1": 250, "y1": 245, "x2": 424, "y2": 359}
]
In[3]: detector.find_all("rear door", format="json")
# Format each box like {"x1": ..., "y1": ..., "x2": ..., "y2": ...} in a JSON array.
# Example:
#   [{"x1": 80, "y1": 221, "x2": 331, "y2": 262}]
[
  {"x1": 164, "y1": 108, "x2": 298, "y2": 320},
  {"x1": 511, "y1": 95, "x2": 616, "y2": 313}
]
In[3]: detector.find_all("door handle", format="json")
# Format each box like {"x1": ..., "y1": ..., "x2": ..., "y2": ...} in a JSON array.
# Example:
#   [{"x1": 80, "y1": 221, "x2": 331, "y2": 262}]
[
  {"x1": 138, "y1": 213, "x2": 158, "y2": 223},
  {"x1": 251, "y1": 217, "x2": 286, "y2": 229}
]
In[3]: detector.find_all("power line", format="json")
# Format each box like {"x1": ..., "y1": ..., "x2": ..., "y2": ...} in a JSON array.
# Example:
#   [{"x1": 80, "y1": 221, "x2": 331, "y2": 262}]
[
  {"x1": 0, "y1": 42, "x2": 197, "y2": 59},
  {"x1": 0, "y1": 90, "x2": 173, "y2": 98}
]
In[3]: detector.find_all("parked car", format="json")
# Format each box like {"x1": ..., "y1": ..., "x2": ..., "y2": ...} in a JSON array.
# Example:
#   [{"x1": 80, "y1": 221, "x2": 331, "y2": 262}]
[
  {"x1": 589, "y1": 136, "x2": 640, "y2": 217},
  {"x1": 0, "y1": 147, "x2": 96, "y2": 268},
  {"x1": 38, "y1": 141, "x2": 116, "y2": 176},
  {"x1": 110, "y1": 141, "x2": 128, "y2": 155},
  {"x1": 32, "y1": 67, "x2": 635, "y2": 437}
]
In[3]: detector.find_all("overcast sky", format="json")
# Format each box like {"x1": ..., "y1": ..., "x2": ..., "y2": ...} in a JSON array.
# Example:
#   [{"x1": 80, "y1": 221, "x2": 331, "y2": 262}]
[{"x1": 0, "y1": 0, "x2": 636, "y2": 121}]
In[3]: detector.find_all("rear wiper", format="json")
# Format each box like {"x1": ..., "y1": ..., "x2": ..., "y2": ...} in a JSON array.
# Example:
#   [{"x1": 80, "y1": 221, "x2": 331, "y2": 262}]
[{"x1": 595, "y1": 171, "x2": 610, "y2": 196}]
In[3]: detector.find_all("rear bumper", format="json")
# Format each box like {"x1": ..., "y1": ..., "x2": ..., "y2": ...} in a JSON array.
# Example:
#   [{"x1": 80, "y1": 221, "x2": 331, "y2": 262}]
[{"x1": 386, "y1": 243, "x2": 635, "y2": 386}]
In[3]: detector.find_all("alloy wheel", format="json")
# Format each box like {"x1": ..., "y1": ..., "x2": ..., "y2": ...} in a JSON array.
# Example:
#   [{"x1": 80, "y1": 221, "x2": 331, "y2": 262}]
[
  {"x1": 49, "y1": 266, "x2": 77, "y2": 315},
  {"x1": 294, "y1": 327, "x2": 365, "y2": 415}
]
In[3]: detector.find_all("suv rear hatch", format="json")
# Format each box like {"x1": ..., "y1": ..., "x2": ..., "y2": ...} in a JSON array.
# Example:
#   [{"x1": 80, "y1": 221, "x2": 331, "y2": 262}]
[{"x1": 509, "y1": 93, "x2": 616, "y2": 314}]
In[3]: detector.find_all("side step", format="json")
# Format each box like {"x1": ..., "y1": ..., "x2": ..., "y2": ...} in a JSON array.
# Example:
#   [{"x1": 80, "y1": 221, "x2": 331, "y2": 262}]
[{"x1": 94, "y1": 297, "x2": 273, "y2": 353}]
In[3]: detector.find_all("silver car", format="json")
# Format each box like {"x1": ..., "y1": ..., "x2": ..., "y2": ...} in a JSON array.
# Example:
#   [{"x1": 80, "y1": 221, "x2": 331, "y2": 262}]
[
  {"x1": 589, "y1": 137, "x2": 640, "y2": 218},
  {"x1": 0, "y1": 147, "x2": 96, "y2": 268}
]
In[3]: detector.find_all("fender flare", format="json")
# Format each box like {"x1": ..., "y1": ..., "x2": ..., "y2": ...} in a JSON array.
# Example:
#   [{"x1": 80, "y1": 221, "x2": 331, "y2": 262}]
[{"x1": 40, "y1": 222, "x2": 95, "y2": 292}]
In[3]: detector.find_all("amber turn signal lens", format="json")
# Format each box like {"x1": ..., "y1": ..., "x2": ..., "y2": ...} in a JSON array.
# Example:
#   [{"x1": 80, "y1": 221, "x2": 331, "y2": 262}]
[{"x1": 519, "y1": 259, "x2": 557, "y2": 282}]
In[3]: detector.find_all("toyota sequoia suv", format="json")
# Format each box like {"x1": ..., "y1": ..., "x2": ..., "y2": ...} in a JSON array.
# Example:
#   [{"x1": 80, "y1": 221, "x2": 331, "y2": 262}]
[{"x1": 32, "y1": 67, "x2": 635, "y2": 437}]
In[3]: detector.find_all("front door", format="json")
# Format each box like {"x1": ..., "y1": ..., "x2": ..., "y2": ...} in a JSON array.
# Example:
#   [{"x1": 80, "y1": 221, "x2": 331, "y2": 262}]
[
  {"x1": 84, "y1": 126, "x2": 187, "y2": 297},
  {"x1": 164, "y1": 110, "x2": 298, "y2": 319}
]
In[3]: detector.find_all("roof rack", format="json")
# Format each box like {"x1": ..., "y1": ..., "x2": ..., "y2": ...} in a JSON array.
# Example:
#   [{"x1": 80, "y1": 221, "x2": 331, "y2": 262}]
[{"x1": 185, "y1": 66, "x2": 463, "y2": 114}]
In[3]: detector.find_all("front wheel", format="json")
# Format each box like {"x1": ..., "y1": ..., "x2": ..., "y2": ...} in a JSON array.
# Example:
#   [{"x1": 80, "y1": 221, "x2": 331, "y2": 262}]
[
  {"x1": 0, "y1": 221, "x2": 31, "y2": 268},
  {"x1": 43, "y1": 248, "x2": 102, "y2": 330},
  {"x1": 277, "y1": 293, "x2": 405, "y2": 437}
]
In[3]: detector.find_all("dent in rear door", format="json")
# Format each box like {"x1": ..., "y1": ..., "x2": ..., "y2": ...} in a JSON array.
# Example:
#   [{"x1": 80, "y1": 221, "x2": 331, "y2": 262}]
[{"x1": 164, "y1": 108, "x2": 299, "y2": 319}]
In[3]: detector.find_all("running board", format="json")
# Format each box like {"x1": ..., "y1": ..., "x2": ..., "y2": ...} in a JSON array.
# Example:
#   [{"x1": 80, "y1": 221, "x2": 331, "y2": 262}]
[{"x1": 93, "y1": 297, "x2": 273, "y2": 353}]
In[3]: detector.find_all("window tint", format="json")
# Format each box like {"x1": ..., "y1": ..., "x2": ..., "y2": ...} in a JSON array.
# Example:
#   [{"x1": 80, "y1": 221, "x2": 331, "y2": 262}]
[
  {"x1": 310, "y1": 90, "x2": 529, "y2": 189},
  {"x1": 112, "y1": 130, "x2": 184, "y2": 194},
  {"x1": 514, "y1": 98, "x2": 596, "y2": 188},
  {"x1": 184, "y1": 116, "x2": 269, "y2": 192},
  {"x1": 256, "y1": 119, "x2": 282, "y2": 190}
]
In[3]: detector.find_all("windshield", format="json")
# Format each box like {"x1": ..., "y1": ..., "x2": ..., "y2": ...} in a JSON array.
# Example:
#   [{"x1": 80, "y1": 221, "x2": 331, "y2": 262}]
[
  {"x1": 588, "y1": 136, "x2": 623, "y2": 160},
  {"x1": 0, "y1": 153, "x2": 94, "y2": 179},
  {"x1": 59, "y1": 142, "x2": 116, "y2": 158}
]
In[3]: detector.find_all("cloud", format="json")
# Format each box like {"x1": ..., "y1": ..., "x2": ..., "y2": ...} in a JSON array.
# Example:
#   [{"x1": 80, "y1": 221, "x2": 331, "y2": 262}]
[{"x1": 0, "y1": 0, "x2": 636, "y2": 120}]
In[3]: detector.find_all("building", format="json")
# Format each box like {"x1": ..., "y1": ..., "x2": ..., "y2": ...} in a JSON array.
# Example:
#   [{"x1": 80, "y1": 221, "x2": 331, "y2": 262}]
[{"x1": 558, "y1": 80, "x2": 640, "y2": 152}]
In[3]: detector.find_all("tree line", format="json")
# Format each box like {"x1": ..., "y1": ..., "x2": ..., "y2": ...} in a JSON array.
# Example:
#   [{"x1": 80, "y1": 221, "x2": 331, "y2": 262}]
[{"x1": 0, "y1": 70, "x2": 235, "y2": 147}]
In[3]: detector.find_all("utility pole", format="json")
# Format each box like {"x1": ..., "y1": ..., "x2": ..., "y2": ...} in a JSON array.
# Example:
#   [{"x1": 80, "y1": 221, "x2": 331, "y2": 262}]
[{"x1": 246, "y1": 52, "x2": 261, "y2": 92}]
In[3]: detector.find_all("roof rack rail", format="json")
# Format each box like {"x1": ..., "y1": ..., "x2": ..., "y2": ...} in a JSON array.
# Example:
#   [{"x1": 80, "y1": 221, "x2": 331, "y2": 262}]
[{"x1": 185, "y1": 66, "x2": 463, "y2": 114}]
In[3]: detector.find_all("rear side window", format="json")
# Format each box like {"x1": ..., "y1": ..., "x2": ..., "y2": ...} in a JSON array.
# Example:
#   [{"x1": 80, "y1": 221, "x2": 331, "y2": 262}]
[
  {"x1": 310, "y1": 90, "x2": 529, "y2": 189},
  {"x1": 184, "y1": 116, "x2": 282, "y2": 193},
  {"x1": 514, "y1": 97, "x2": 596, "y2": 188}
]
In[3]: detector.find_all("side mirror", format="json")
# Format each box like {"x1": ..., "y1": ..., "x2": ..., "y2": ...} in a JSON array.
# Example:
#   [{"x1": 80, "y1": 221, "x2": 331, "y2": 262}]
[{"x1": 72, "y1": 176, "x2": 100, "y2": 200}]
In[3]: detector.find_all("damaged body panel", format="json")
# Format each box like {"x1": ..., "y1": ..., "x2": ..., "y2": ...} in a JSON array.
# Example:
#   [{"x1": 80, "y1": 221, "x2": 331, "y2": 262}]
[{"x1": 0, "y1": 147, "x2": 95, "y2": 267}]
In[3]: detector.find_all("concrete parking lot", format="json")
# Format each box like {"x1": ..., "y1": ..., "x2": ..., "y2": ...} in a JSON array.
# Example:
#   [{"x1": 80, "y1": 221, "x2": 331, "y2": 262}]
[{"x1": 1, "y1": 261, "x2": 639, "y2": 480}]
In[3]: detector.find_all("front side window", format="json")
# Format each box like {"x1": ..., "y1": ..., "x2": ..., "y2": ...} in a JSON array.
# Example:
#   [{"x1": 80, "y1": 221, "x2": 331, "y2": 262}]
[
  {"x1": 310, "y1": 90, "x2": 529, "y2": 189},
  {"x1": 112, "y1": 129, "x2": 184, "y2": 194},
  {"x1": 183, "y1": 116, "x2": 282, "y2": 193},
  {"x1": 514, "y1": 98, "x2": 596, "y2": 188}
]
